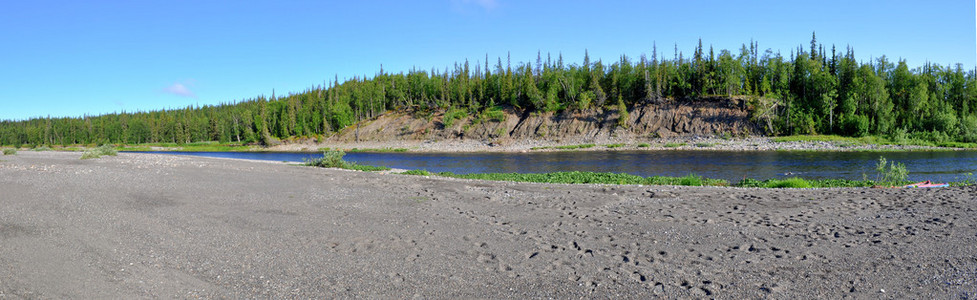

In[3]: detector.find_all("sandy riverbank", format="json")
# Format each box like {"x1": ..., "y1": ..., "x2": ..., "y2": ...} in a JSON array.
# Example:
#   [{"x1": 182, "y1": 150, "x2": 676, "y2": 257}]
[{"x1": 1, "y1": 151, "x2": 975, "y2": 298}]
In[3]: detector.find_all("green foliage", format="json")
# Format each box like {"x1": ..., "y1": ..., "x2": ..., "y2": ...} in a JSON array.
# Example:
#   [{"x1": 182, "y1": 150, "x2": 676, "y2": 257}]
[
  {"x1": 81, "y1": 145, "x2": 118, "y2": 159},
  {"x1": 959, "y1": 173, "x2": 975, "y2": 186},
  {"x1": 400, "y1": 169, "x2": 432, "y2": 176},
  {"x1": 875, "y1": 156, "x2": 909, "y2": 185},
  {"x1": 694, "y1": 142, "x2": 715, "y2": 148},
  {"x1": 605, "y1": 143, "x2": 625, "y2": 148},
  {"x1": 615, "y1": 96, "x2": 629, "y2": 128},
  {"x1": 304, "y1": 150, "x2": 390, "y2": 171},
  {"x1": 2, "y1": 148, "x2": 16, "y2": 155},
  {"x1": 763, "y1": 177, "x2": 813, "y2": 188},
  {"x1": 678, "y1": 174, "x2": 704, "y2": 186},
  {"x1": 772, "y1": 134, "x2": 872, "y2": 145},
  {"x1": 636, "y1": 143, "x2": 651, "y2": 148},
  {"x1": 442, "y1": 107, "x2": 468, "y2": 128},
  {"x1": 663, "y1": 142, "x2": 687, "y2": 148},
  {"x1": 480, "y1": 106, "x2": 506, "y2": 122}
]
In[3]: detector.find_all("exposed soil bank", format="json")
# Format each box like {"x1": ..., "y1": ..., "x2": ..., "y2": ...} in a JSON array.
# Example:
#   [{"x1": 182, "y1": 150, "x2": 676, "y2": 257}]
[
  {"x1": 1, "y1": 151, "x2": 975, "y2": 298},
  {"x1": 265, "y1": 98, "x2": 953, "y2": 152}
]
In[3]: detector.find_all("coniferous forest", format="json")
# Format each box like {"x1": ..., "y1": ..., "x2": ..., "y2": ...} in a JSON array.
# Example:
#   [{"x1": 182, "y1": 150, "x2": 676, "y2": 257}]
[{"x1": 3, "y1": 35, "x2": 977, "y2": 147}]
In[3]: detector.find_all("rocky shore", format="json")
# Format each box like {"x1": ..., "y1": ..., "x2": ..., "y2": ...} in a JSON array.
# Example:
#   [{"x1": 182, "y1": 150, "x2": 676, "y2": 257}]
[{"x1": 270, "y1": 136, "x2": 951, "y2": 153}]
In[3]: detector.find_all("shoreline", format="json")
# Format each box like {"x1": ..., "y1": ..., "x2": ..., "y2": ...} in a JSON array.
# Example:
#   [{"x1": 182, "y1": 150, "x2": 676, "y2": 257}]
[
  {"x1": 267, "y1": 136, "x2": 962, "y2": 153},
  {"x1": 7, "y1": 136, "x2": 970, "y2": 154}
]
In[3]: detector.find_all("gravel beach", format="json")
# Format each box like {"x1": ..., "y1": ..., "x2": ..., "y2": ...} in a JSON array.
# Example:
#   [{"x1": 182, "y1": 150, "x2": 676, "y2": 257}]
[
  {"x1": 270, "y1": 136, "x2": 955, "y2": 153},
  {"x1": 1, "y1": 151, "x2": 975, "y2": 298}
]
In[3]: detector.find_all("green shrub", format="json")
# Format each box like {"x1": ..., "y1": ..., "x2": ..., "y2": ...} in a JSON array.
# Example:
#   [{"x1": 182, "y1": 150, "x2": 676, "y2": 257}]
[
  {"x1": 875, "y1": 156, "x2": 908, "y2": 185},
  {"x1": 605, "y1": 143, "x2": 625, "y2": 149},
  {"x1": 663, "y1": 142, "x2": 686, "y2": 148},
  {"x1": 636, "y1": 143, "x2": 650, "y2": 148},
  {"x1": 80, "y1": 145, "x2": 117, "y2": 159},
  {"x1": 694, "y1": 142, "x2": 714, "y2": 148},
  {"x1": 306, "y1": 150, "x2": 351, "y2": 169},
  {"x1": 442, "y1": 107, "x2": 468, "y2": 128},
  {"x1": 2, "y1": 148, "x2": 16, "y2": 155},
  {"x1": 305, "y1": 150, "x2": 390, "y2": 171}
]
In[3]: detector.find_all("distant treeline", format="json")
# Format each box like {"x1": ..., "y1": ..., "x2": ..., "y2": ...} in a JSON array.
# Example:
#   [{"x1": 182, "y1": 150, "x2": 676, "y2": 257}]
[{"x1": 2, "y1": 34, "x2": 976, "y2": 147}]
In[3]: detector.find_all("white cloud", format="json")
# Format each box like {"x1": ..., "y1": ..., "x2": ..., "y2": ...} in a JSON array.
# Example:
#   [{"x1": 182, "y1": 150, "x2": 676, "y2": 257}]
[{"x1": 162, "y1": 82, "x2": 196, "y2": 98}]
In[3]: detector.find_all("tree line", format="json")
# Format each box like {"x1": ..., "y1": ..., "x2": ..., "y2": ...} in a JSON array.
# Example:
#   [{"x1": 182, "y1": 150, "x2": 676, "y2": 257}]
[{"x1": 2, "y1": 34, "x2": 976, "y2": 147}]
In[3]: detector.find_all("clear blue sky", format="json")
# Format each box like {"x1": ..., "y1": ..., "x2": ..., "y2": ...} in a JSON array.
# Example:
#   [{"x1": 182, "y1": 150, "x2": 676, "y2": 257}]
[{"x1": 1, "y1": 0, "x2": 974, "y2": 121}]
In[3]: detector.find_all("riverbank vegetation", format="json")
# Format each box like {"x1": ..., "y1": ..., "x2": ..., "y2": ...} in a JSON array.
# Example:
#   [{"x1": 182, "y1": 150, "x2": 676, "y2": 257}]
[
  {"x1": 393, "y1": 156, "x2": 957, "y2": 188},
  {"x1": 304, "y1": 150, "x2": 390, "y2": 171},
  {"x1": 2, "y1": 34, "x2": 976, "y2": 149},
  {"x1": 80, "y1": 145, "x2": 118, "y2": 159}
]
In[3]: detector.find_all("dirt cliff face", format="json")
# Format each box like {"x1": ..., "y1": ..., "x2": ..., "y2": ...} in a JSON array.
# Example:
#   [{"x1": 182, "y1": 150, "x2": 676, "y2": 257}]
[{"x1": 327, "y1": 97, "x2": 759, "y2": 145}]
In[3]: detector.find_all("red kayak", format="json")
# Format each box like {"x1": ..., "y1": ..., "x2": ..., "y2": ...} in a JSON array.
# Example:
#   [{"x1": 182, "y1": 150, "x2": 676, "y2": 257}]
[{"x1": 904, "y1": 180, "x2": 950, "y2": 188}]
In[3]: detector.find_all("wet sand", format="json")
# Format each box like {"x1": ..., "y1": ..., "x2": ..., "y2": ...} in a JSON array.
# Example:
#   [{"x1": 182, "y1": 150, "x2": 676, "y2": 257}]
[{"x1": 0, "y1": 151, "x2": 975, "y2": 298}]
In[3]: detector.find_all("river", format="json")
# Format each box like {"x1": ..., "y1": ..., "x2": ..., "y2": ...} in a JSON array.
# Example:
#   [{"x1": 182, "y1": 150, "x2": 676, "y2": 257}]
[{"x1": 126, "y1": 150, "x2": 977, "y2": 183}]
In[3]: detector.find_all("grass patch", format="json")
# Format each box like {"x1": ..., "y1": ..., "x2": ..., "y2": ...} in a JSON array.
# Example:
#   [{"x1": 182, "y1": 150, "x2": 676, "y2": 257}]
[
  {"x1": 554, "y1": 144, "x2": 596, "y2": 150},
  {"x1": 636, "y1": 143, "x2": 651, "y2": 148},
  {"x1": 736, "y1": 177, "x2": 876, "y2": 188},
  {"x1": 400, "y1": 170, "x2": 433, "y2": 176},
  {"x1": 604, "y1": 143, "x2": 625, "y2": 149},
  {"x1": 32, "y1": 146, "x2": 52, "y2": 151},
  {"x1": 434, "y1": 171, "x2": 728, "y2": 186},
  {"x1": 2, "y1": 148, "x2": 16, "y2": 155},
  {"x1": 81, "y1": 145, "x2": 118, "y2": 159},
  {"x1": 694, "y1": 142, "x2": 715, "y2": 148},
  {"x1": 663, "y1": 142, "x2": 687, "y2": 148},
  {"x1": 345, "y1": 164, "x2": 393, "y2": 172},
  {"x1": 402, "y1": 168, "x2": 925, "y2": 188},
  {"x1": 305, "y1": 150, "x2": 390, "y2": 171}
]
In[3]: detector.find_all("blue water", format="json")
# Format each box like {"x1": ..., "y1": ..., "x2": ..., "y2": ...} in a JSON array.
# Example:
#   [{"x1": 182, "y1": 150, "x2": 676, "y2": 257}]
[{"x1": 126, "y1": 150, "x2": 977, "y2": 183}]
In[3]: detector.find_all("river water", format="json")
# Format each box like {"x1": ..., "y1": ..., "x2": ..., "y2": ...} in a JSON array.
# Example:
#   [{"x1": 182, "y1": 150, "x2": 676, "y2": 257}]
[{"x1": 127, "y1": 150, "x2": 977, "y2": 183}]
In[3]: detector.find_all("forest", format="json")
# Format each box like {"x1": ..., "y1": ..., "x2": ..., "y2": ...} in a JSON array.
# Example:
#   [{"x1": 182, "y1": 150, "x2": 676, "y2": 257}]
[{"x1": 2, "y1": 34, "x2": 976, "y2": 147}]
